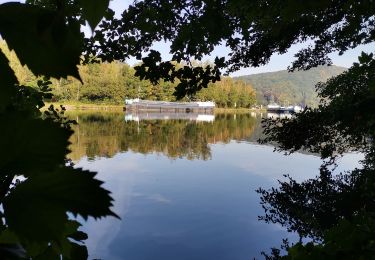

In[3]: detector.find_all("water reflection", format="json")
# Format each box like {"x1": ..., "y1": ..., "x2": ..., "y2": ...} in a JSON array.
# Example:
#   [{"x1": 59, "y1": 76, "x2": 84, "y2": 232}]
[
  {"x1": 266, "y1": 112, "x2": 292, "y2": 119},
  {"x1": 125, "y1": 111, "x2": 215, "y2": 122},
  {"x1": 67, "y1": 112, "x2": 360, "y2": 259},
  {"x1": 68, "y1": 112, "x2": 260, "y2": 161}
]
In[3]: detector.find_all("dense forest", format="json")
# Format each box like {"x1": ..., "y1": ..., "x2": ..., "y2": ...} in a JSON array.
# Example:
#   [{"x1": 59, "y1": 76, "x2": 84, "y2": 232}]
[
  {"x1": 235, "y1": 66, "x2": 346, "y2": 106},
  {"x1": 1, "y1": 41, "x2": 255, "y2": 108}
]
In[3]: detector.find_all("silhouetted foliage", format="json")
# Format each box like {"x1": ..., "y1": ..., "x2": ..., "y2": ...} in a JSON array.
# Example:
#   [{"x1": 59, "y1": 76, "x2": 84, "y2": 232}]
[
  {"x1": 0, "y1": 1, "x2": 118, "y2": 258},
  {"x1": 255, "y1": 7, "x2": 375, "y2": 259},
  {"x1": 85, "y1": 0, "x2": 375, "y2": 97},
  {"x1": 256, "y1": 53, "x2": 375, "y2": 257}
]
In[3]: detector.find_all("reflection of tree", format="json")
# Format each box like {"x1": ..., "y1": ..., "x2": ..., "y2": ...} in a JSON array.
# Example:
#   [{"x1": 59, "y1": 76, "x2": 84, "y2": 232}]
[
  {"x1": 68, "y1": 113, "x2": 257, "y2": 161},
  {"x1": 258, "y1": 164, "x2": 375, "y2": 259}
]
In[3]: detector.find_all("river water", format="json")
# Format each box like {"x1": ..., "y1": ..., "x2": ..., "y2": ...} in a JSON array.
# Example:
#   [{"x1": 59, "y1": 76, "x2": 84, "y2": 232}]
[{"x1": 67, "y1": 111, "x2": 361, "y2": 260}]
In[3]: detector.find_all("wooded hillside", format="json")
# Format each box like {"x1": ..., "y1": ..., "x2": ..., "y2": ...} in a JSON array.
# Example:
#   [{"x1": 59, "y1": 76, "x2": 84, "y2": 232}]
[{"x1": 235, "y1": 66, "x2": 346, "y2": 106}]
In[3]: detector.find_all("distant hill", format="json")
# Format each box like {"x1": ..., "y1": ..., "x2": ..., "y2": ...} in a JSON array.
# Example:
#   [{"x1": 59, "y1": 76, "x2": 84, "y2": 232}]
[{"x1": 234, "y1": 65, "x2": 346, "y2": 106}]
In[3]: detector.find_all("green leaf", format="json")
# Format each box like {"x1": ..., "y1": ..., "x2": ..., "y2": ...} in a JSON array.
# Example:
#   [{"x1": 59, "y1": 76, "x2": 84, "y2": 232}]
[
  {"x1": 0, "y1": 229, "x2": 27, "y2": 259},
  {"x1": 358, "y1": 52, "x2": 373, "y2": 65},
  {"x1": 0, "y1": 2, "x2": 82, "y2": 79},
  {"x1": 0, "y1": 49, "x2": 18, "y2": 112},
  {"x1": 3, "y1": 167, "x2": 118, "y2": 242},
  {"x1": 21, "y1": 220, "x2": 87, "y2": 258},
  {"x1": 25, "y1": 242, "x2": 49, "y2": 258},
  {"x1": 67, "y1": 242, "x2": 88, "y2": 260},
  {"x1": 0, "y1": 243, "x2": 27, "y2": 259},
  {"x1": 33, "y1": 246, "x2": 60, "y2": 260},
  {"x1": 78, "y1": 0, "x2": 110, "y2": 30},
  {"x1": 68, "y1": 231, "x2": 88, "y2": 242},
  {"x1": 0, "y1": 114, "x2": 72, "y2": 177},
  {"x1": 0, "y1": 230, "x2": 20, "y2": 244},
  {"x1": 65, "y1": 220, "x2": 88, "y2": 242}
]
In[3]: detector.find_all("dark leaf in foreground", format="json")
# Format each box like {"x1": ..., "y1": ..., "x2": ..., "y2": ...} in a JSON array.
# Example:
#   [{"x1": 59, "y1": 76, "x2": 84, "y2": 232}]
[
  {"x1": 78, "y1": 0, "x2": 110, "y2": 30},
  {"x1": 4, "y1": 167, "x2": 118, "y2": 242},
  {"x1": 0, "y1": 114, "x2": 72, "y2": 177},
  {"x1": 0, "y1": 2, "x2": 82, "y2": 79}
]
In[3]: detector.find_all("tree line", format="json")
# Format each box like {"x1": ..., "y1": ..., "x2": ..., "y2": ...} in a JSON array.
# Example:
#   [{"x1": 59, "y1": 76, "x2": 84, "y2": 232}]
[{"x1": 1, "y1": 40, "x2": 256, "y2": 108}]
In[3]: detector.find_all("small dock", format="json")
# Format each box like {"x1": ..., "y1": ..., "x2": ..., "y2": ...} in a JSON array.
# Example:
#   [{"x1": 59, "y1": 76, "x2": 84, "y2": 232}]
[{"x1": 124, "y1": 99, "x2": 215, "y2": 113}]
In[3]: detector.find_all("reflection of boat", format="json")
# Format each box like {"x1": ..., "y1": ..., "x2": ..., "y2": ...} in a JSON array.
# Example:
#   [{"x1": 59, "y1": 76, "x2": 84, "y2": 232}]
[
  {"x1": 267, "y1": 104, "x2": 302, "y2": 113},
  {"x1": 125, "y1": 99, "x2": 215, "y2": 113},
  {"x1": 125, "y1": 112, "x2": 215, "y2": 122},
  {"x1": 267, "y1": 112, "x2": 292, "y2": 119}
]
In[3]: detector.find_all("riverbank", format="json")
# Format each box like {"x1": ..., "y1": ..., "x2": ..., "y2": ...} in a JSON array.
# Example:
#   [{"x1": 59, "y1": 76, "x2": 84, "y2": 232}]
[
  {"x1": 43, "y1": 102, "x2": 266, "y2": 113},
  {"x1": 44, "y1": 102, "x2": 124, "y2": 111},
  {"x1": 213, "y1": 107, "x2": 265, "y2": 113}
]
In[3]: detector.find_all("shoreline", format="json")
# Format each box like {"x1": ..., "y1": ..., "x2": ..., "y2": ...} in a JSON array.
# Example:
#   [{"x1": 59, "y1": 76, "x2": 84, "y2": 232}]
[
  {"x1": 44, "y1": 102, "x2": 266, "y2": 113},
  {"x1": 44, "y1": 102, "x2": 124, "y2": 111}
]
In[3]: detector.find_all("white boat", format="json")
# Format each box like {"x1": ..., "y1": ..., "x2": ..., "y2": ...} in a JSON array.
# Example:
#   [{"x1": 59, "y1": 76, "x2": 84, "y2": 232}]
[
  {"x1": 267, "y1": 112, "x2": 292, "y2": 119},
  {"x1": 267, "y1": 104, "x2": 303, "y2": 113},
  {"x1": 293, "y1": 105, "x2": 303, "y2": 112},
  {"x1": 125, "y1": 99, "x2": 215, "y2": 112},
  {"x1": 266, "y1": 103, "x2": 281, "y2": 111}
]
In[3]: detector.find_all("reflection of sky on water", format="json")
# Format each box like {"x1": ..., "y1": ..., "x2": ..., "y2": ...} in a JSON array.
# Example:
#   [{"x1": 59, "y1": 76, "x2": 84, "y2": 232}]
[{"x1": 77, "y1": 141, "x2": 361, "y2": 260}]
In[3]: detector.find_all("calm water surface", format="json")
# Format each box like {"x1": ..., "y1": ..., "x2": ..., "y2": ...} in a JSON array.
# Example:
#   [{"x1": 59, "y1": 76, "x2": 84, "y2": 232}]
[{"x1": 67, "y1": 112, "x2": 361, "y2": 260}]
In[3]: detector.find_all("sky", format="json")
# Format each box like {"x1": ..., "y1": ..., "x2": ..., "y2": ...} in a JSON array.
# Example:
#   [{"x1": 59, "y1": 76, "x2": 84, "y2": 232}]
[{"x1": 2, "y1": 0, "x2": 374, "y2": 76}]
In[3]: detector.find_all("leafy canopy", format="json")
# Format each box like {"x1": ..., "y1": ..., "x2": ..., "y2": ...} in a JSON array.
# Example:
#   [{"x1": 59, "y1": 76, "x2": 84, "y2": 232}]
[{"x1": 85, "y1": 0, "x2": 375, "y2": 97}]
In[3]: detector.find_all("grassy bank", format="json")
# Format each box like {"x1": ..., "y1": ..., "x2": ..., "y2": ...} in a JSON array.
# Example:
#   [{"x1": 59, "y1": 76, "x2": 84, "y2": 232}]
[{"x1": 44, "y1": 102, "x2": 124, "y2": 111}]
